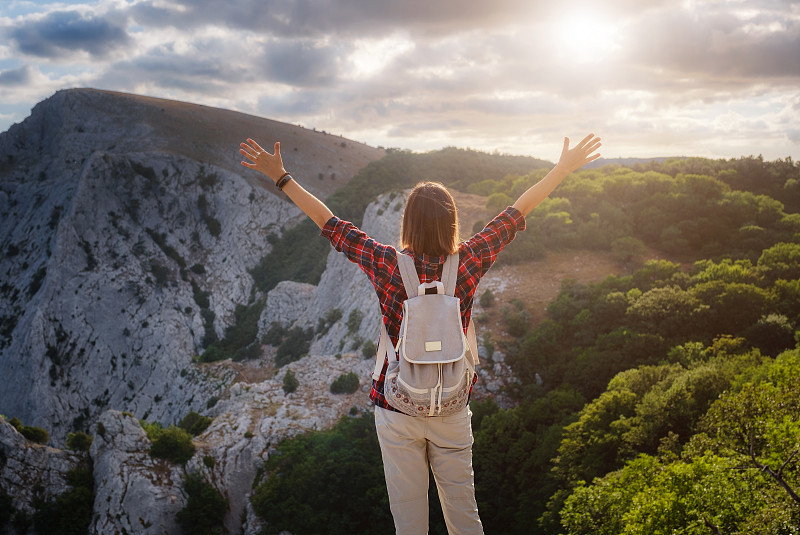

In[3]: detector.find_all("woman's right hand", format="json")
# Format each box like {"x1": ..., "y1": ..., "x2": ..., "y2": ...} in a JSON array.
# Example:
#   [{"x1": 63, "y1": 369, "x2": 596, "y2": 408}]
[{"x1": 240, "y1": 138, "x2": 286, "y2": 184}]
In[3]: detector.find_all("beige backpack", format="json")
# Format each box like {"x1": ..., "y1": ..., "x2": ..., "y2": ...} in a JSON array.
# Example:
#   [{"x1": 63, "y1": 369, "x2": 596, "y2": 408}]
[{"x1": 372, "y1": 253, "x2": 479, "y2": 417}]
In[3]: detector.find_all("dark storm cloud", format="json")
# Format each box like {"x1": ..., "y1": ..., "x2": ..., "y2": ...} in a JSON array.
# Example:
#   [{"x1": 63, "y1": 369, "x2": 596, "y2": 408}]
[
  {"x1": 9, "y1": 10, "x2": 130, "y2": 58},
  {"x1": 0, "y1": 66, "x2": 32, "y2": 86}
]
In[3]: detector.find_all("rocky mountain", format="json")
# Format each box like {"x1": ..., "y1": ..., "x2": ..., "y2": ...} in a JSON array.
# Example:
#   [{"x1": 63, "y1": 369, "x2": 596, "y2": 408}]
[
  {"x1": 0, "y1": 88, "x2": 383, "y2": 437},
  {"x1": 0, "y1": 89, "x2": 390, "y2": 532},
  {"x1": 0, "y1": 89, "x2": 523, "y2": 534}
]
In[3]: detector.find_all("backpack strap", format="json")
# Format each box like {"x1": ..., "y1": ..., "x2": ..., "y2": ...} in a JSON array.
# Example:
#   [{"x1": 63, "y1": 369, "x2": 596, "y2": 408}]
[
  {"x1": 373, "y1": 320, "x2": 395, "y2": 381},
  {"x1": 466, "y1": 318, "x2": 479, "y2": 366},
  {"x1": 441, "y1": 253, "x2": 459, "y2": 296},
  {"x1": 396, "y1": 253, "x2": 421, "y2": 297},
  {"x1": 374, "y1": 252, "x2": 416, "y2": 380}
]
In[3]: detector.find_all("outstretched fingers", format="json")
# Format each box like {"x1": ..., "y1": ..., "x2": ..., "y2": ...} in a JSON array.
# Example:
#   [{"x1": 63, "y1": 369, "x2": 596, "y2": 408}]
[
  {"x1": 247, "y1": 138, "x2": 266, "y2": 153},
  {"x1": 575, "y1": 133, "x2": 596, "y2": 149},
  {"x1": 240, "y1": 144, "x2": 256, "y2": 160},
  {"x1": 578, "y1": 134, "x2": 602, "y2": 160}
]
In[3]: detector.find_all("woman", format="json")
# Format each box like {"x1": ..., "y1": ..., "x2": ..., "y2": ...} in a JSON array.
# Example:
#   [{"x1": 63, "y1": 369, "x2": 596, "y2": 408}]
[{"x1": 240, "y1": 134, "x2": 601, "y2": 535}]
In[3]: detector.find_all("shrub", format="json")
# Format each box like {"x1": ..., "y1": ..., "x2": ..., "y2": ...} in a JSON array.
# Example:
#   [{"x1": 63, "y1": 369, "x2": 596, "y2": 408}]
[
  {"x1": 330, "y1": 372, "x2": 360, "y2": 394},
  {"x1": 317, "y1": 308, "x2": 343, "y2": 336},
  {"x1": 274, "y1": 327, "x2": 314, "y2": 367},
  {"x1": 262, "y1": 322, "x2": 286, "y2": 346},
  {"x1": 346, "y1": 310, "x2": 363, "y2": 336},
  {"x1": 486, "y1": 192, "x2": 514, "y2": 214},
  {"x1": 283, "y1": 369, "x2": 299, "y2": 394},
  {"x1": 32, "y1": 467, "x2": 94, "y2": 535},
  {"x1": 233, "y1": 341, "x2": 261, "y2": 361},
  {"x1": 200, "y1": 344, "x2": 226, "y2": 363},
  {"x1": 179, "y1": 411, "x2": 212, "y2": 436},
  {"x1": 203, "y1": 455, "x2": 216, "y2": 468},
  {"x1": 502, "y1": 303, "x2": 531, "y2": 338},
  {"x1": 361, "y1": 340, "x2": 377, "y2": 359},
  {"x1": 197, "y1": 194, "x2": 222, "y2": 237},
  {"x1": 66, "y1": 431, "x2": 93, "y2": 453},
  {"x1": 175, "y1": 472, "x2": 228, "y2": 535},
  {"x1": 479, "y1": 289, "x2": 495, "y2": 308},
  {"x1": 251, "y1": 413, "x2": 391, "y2": 534},
  {"x1": 149, "y1": 261, "x2": 171, "y2": 286},
  {"x1": 7, "y1": 417, "x2": 22, "y2": 432},
  {"x1": 147, "y1": 425, "x2": 196, "y2": 464},
  {"x1": 12, "y1": 510, "x2": 31, "y2": 533},
  {"x1": 8, "y1": 417, "x2": 49, "y2": 445}
]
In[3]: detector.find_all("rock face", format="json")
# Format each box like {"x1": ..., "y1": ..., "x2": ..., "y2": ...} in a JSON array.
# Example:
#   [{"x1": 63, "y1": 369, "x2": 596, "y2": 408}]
[
  {"x1": 90, "y1": 410, "x2": 186, "y2": 535},
  {"x1": 0, "y1": 89, "x2": 388, "y2": 533},
  {"x1": 0, "y1": 90, "x2": 519, "y2": 534},
  {"x1": 266, "y1": 191, "x2": 407, "y2": 358},
  {"x1": 0, "y1": 88, "x2": 383, "y2": 443},
  {"x1": 0, "y1": 417, "x2": 84, "y2": 518},
  {"x1": 197, "y1": 351, "x2": 374, "y2": 534},
  {"x1": 2, "y1": 147, "x2": 286, "y2": 444}
]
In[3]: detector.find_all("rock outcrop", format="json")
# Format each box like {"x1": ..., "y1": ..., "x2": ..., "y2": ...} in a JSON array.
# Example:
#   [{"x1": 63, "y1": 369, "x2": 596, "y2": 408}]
[
  {"x1": 0, "y1": 417, "x2": 84, "y2": 519},
  {"x1": 90, "y1": 410, "x2": 185, "y2": 535}
]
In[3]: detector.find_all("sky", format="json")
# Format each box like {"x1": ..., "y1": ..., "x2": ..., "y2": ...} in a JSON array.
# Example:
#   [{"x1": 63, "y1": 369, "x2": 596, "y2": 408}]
[{"x1": 0, "y1": 0, "x2": 799, "y2": 162}]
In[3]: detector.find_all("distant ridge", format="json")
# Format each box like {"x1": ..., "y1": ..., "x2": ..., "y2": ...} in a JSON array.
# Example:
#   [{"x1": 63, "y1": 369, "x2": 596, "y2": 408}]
[{"x1": 584, "y1": 156, "x2": 685, "y2": 169}]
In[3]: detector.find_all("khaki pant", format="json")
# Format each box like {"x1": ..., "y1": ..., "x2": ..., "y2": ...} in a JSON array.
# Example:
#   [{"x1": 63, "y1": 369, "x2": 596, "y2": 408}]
[{"x1": 375, "y1": 406, "x2": 484, "y2": 535}]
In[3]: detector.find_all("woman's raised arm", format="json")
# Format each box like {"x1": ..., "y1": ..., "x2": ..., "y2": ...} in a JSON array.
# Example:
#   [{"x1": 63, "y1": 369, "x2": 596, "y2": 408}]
[
  {"x1": 240, "y1": 138, "x2": 334, "y2": 229},
  {"x1": 512, "y1": 134, "x2": 602, "y2": 217}
]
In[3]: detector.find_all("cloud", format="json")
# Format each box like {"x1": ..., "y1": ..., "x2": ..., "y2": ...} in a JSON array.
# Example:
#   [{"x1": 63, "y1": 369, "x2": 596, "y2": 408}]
[
  {"x1": 0, "y1": 0, "x2": 798, "y2": 161},
  {"x1": 261, "y1": 39, "x2": 348, "y2": 87},
  {"x1": 9, "y1": 10, "x2": 130, "y2": 58},
  {"x1": 386, "y1": 118, "x2": 468, "y2": 138},
  {"x1": 0, "y1": 65, "x2": 32, "y2": 86},
  {"x1": 91, "y1": 39, "x2": 250, "y2": 97},
  {"x1": 128, "y1": 0, "x2": 545, "y2": 37},
  {"x1": 623, "y1": 5, "x2": 800, "y2": 82}
]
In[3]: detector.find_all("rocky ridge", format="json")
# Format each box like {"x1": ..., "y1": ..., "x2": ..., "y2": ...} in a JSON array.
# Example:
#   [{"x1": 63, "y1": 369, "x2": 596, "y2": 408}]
[{"x1": 0, "y1": 89, "x2": 521, "y2": 534}]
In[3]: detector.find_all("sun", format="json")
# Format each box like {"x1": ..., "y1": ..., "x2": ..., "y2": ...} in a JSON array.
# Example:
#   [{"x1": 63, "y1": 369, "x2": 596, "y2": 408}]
[{"x1": 551, "y1": 13, "x2": 621, "y2": 62}]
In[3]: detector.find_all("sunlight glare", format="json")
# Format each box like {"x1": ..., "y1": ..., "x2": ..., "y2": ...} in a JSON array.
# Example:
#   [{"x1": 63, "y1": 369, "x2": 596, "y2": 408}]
[
  {"x1": 350, "y1": 36, "x2": 414, "y2": 78},
  {"x1": 552, "y1": 13, "x2": 620, "y2": 63}
]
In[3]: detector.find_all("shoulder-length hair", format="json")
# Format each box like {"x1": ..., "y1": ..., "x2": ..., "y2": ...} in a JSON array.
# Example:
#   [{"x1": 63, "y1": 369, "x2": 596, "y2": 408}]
[{"x1": 400, "y1": 182, "x2": 459, "y2": 256}]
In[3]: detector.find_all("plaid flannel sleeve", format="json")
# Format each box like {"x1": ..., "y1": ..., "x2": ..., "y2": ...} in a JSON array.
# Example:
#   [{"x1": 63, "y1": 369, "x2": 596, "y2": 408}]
[
  {"x1": 460, "y1": 206, "x2": 526, "y2": 277},
  {"x1": 320, "y1": 216, "x2": 396, "y2": 286}
]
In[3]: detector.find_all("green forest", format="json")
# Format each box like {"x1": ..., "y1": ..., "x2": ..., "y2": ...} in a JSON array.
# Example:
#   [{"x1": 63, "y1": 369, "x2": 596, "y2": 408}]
[{"x1": 248, "y1": 151, "x2": 800, "y2": 534}]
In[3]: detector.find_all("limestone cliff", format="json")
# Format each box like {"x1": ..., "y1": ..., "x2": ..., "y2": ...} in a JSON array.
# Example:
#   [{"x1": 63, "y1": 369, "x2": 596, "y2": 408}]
[
  {"x1": 0, "y1": 88, "x2": 383, "y2": 443},
  {"x1": 0, "y1": 89, "x2": 519, "y2": 534},
  {"x1": 0, "y1": 89, "x2": 387, "y2": 533}
]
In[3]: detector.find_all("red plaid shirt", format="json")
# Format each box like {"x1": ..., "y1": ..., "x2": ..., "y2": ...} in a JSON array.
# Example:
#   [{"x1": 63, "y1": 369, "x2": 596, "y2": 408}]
[{"x1": 321, "y1": 206, "x2": 526, "y2": 410}]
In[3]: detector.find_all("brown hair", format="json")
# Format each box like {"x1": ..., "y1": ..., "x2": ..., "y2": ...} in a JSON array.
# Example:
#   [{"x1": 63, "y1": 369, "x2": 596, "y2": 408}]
[{"x1": 400, "y1": 182, "x2": 460, "y2": 256}]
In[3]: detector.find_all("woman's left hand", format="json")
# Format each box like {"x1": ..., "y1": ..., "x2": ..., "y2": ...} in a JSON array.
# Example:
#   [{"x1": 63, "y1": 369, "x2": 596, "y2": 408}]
[
  {"x1": 556, "y1": 134, "x2": 602, "y2": 174},
  {"x1": 240, "y1": 138, "x2": 286, "y2": 183}
]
